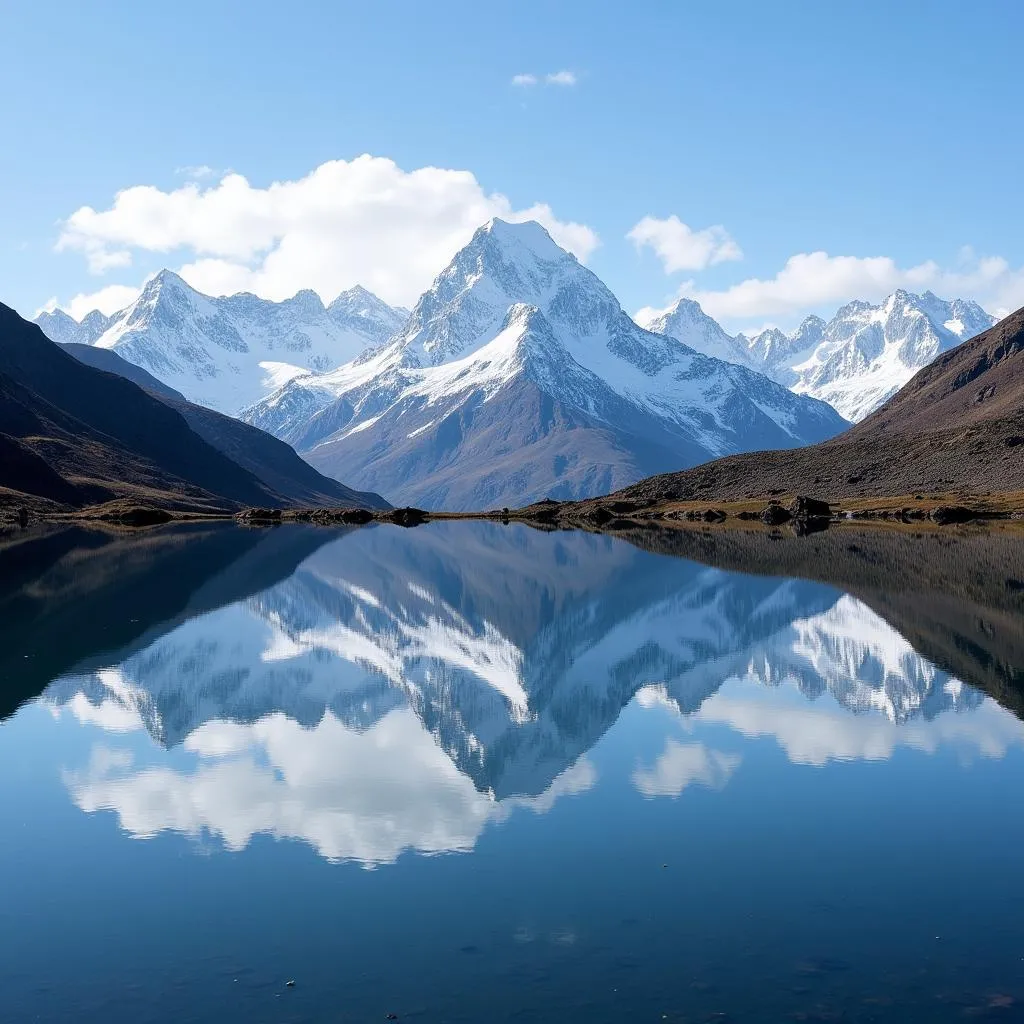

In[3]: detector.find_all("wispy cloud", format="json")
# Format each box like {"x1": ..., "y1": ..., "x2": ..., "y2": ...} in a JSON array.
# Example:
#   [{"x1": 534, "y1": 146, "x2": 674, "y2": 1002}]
[
  {"x1": 511, "y1": 70, "x2": 579, "y2": 88},
  {"x1": 175, "y1": 164, "x2": 219, "y2": 180}
]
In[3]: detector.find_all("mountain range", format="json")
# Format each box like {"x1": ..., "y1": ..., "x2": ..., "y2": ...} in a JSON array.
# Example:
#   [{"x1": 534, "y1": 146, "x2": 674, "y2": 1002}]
[
  {"x1": 25, "y1": 219, "x2": 1006, "y2": 513},
  {"x1": 614, "y1": 303, "x2": 1024, "y2": 503},
  {"x1": 37, "y1": 276, "x2": 407, "y2": 415},
  {"x1": 0, "y1": 303, "x2": 388, "y2": 514},
  {"x1": 241, "y1": 220, "x2": 846, "y2": 509},
  {"x1": 640, "y1": 290, "x2": 995, "y2": 421}
]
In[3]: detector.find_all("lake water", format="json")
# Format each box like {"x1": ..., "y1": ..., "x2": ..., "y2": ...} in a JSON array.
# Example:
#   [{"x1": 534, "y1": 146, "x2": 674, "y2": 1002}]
[{"x1": 2, "y1": 520, "x2": 1024, "y2": 1023}]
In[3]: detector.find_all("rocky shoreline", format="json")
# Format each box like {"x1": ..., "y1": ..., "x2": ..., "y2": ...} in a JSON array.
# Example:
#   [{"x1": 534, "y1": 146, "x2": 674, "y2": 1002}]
[{"x1": 5, "y1": 488, "x2": 1022, "y2": 535}]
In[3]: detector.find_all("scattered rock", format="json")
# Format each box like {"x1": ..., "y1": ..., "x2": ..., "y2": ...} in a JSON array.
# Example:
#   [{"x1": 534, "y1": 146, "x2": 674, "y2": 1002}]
[
  {"x1": 341, "y1": 507, "x2": 374, "y2": 524},
  {"x1": 235, "y1": 507, "x2": 282, "y2": 523},
  {"x1": 526, "y1": 502, "x2": 561, "y2": 523},
  {"x1": 759, "y1": 503, "x2": 792, "y2": 525},
  {"x1": 383, "y1": 506, "x2": 429, "y2": 528},
  {"x1": 929, "y1": 505, "x2": 977, "y2": 525},
  {"x1": 584, "y1": 506, "x2": 614, "y2": 526},
  {"x1": 788, "y1": 495, "x2": 831, "y2": 520},
  {"x1": 702, "y1": 508, "x2": 727, "y2": 522},
  {"x1": 736, "y1": 510, "x2": 759, "y2": 521},
  {"x1": 103, "y1": 505, "x2": 174, "y2": 526}
]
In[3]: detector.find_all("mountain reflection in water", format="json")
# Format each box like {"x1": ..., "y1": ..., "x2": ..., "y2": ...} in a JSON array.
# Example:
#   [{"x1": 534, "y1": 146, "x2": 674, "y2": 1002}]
[{"x1": 5, "y1": 519, "x2": 1019, "y2": 867}]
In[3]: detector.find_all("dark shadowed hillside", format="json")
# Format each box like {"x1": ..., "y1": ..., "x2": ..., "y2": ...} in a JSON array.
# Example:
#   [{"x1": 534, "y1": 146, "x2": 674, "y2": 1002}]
[
  {"x1": 60, "y1": 342, "x2": 187, "y2": 401},
  {"x1": 613, "y1": 306, "x2": 1024, "y2": 504},
  {"x1": 0, "y1": 304, "x2": 388, "y2": 512}
]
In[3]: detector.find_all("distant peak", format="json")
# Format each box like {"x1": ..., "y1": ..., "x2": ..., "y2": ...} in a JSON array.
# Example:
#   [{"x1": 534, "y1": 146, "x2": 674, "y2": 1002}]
[
  {"x1": 666, "y1": 297, "x2": 707, "y2": 317},
  {"x1": 142, "y1": 268, "x2": 190, "y2": 297},
  {"x1": 37, "y1": 308, "x2": 76, "y2": 325},
  {"x1": 475, "y1": 218, "x2": 566, "y2": 261},
  {"x1": 330, "y1": 283, "x2": 378, "y2": 307},
  {"x1": 287, "y1": 288, "x2": 325, "y2": 311},
  {"x1": 340, "y1": 284, "x2": 373, "y2": 300}
]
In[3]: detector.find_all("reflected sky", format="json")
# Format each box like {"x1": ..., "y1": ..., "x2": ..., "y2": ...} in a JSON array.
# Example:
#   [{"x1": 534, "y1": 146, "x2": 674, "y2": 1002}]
[
  {"x1": 3, "y1": 520, "x2": 1024, "y2": 1023},
  {"x1": 22, "y1": 521, "x2": 1024, "y2": 867}
]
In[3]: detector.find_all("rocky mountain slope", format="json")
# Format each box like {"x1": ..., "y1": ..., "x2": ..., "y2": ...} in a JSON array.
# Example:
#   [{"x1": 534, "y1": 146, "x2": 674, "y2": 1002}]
[
  {"x1": 0, "y1": 304, "x2": 387, "y2": 513},
  {"x1": 643, "y1": 290, "x2": 995, "y2": 421},
  {"x1": 34, "y1": 275, "x2": 406, "y2": 415},
  {"x1": 244, "y1": 220, "x2": 847, "y2": 510},
  {"x1": 613, "y1": 303, "x2": 1024, "y2": 503}
]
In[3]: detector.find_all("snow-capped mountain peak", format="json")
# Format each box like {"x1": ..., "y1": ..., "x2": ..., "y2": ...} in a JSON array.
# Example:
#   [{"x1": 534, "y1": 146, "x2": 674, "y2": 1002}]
[
  {"x1": 638, "y1": 297, "x2": 753, "y2": 367},
  {"x1": 644, "y1": 288, "x2": 995, "y2": 422},
  {"x1": 395, "y1": 218, "x2": 612, "y2": 368},
  {"x1": 781, "y1": 289, "x2": 997, "y2": 420},
  {"x1": 327, "y1": 285, "x2": 408, "y2": 343},
  {"x1": 33, "y1": 308, "x2": 81, "y2": 345},
  {"x1": 34, "y1": 276, "x2": 407, "y2": 415},
  {"x1": 35, "y1": 307, "x2": 115, "y2": 346},
  {"x1": 244, "y1": 219, "x2": 847, "y2": 509}
]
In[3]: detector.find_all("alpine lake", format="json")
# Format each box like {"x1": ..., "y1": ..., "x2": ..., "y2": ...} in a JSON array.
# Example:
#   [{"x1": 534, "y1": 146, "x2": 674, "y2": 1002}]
[{"x1": 2, "y1": 518, "x2": 1023, "y2": 1024}]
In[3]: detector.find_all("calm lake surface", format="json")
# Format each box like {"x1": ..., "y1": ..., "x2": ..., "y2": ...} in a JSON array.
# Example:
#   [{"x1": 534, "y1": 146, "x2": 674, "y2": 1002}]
[{"x1": 2, "y1": 520, "x2": 1024, "y2": 1023}]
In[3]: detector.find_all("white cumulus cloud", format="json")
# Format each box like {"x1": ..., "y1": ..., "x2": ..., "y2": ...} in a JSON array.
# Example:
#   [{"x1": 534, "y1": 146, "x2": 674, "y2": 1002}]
[
  {"x1": 628, "y1": 214, "x2": 742, "y2": 273},
  {"x1": 64, "y1": 709, "x2": 595, "y2": 866},
  {"x1": 511, "y1": 73, "x2": 538, "y2": 86},
  {"x1": 632, "y1": 740, "x2": 741, "y2": 798},
  {"x1": 54, "y1": 283, "x2": 143, "y2": 319},
  {"x1": 639, "y1": 242, "x2": 1024, "y2": 330},
  {"x1": 545, "y1": 70, "x2": 577, "y2": 86},
  {"x1": 53, "y1": 155, "x2": 599, "y2": 313}
]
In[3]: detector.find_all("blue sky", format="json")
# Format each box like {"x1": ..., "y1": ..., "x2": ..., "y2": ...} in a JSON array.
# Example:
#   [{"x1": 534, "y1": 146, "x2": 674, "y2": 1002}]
[{"x1": 2, "y1": 0, "x2": 1022, "y2": 331}]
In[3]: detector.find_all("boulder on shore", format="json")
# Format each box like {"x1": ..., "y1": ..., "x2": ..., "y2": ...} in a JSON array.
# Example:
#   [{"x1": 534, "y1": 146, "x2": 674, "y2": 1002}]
[
  {"x1": 929, "y1": 505, "x2": 977, "y2": 525},
  {"x1": 235, "y1": 507, "x2": 282, "y2": 523},
  {"x1": 100, "y1": 505, "x2": 174, "y2": 526},
  {"x1": 384, "y1": 506, "x2": 430, "y2": 528},
  {"x1": 788, "y1": 495, "x2": 831, "y2": 519},
  {"x1": 759, "y1": 503, "x2": 792, "y2": 525}
]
